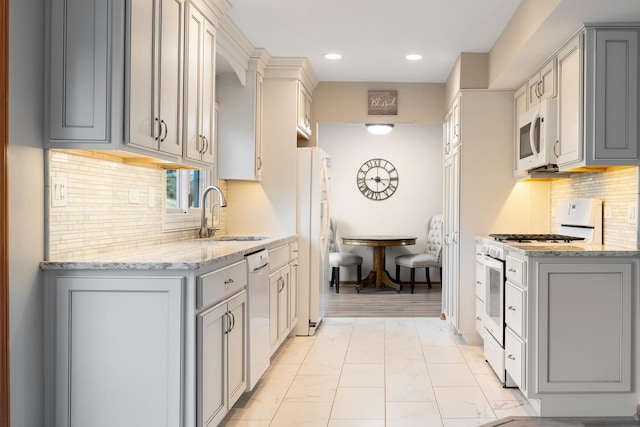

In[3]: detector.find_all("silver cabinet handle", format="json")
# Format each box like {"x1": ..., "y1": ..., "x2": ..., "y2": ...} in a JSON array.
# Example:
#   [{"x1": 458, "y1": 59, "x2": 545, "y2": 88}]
[
  {"x1": 229, "y1": 311, "x2": 235, "y2": 332},
  {"x1": 476, "y1": 281, "x2": 482, "y2": 285},
  {"x1": 508, "y1": 268, "x2": 516, "y2": 273},
  {"x1": 476, "y1": 316, "x2": 482, "y2": 321},
  {"x1": 508, "y1": 306, "x2": 516, "y2": 311},
  {"x1": 224, "y1": 312, "x2": 231, "y2": 334},
  {"x1": 224, "y1": 278, "x2": 234, "y2": 285},
  {"x1": 507, "y1": 354, "x2": 516, "y2": 360},
  {"x1": 554, "y1": 140, "x2": 559, "y2": 157},
  {"x1": 202, "y1": 135, "x2": 209, "y2": 154},
  {"x1": 154, "y1": 117, "x2": 161, "y2": 140},
  {"x1": 160, "y1": 120, "x2": 168, "y2": 142},
  {"x1": 257, "y1": 157, "x2": 263, "y2": 171}
]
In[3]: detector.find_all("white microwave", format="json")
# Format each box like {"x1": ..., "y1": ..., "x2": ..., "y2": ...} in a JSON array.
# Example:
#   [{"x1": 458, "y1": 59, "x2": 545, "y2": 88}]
[{"x1": 517, "y1": 98, "x2": 558, "y2": 172}]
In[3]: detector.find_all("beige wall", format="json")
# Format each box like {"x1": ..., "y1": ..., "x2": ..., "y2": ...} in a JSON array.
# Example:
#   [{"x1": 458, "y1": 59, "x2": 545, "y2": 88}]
[
  {"x1": 488, "y1": 0, "x2": 562, "y2": 88},
  {"x1": 444, "y1": 53, "x2": 490, "y2": 108},
  {"x1": 308, "y1": 82, "x2": 445, "y2": 147}
]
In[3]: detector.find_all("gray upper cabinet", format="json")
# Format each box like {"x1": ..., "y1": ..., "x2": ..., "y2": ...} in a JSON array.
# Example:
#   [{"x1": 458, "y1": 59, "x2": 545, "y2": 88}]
[
  {"x1": 558, "y1": 25, "x2": 640, "y2": 170},
  {"x1": 46, "y1": 0, "x2": 228, "y2": 168},
  {"x1": 128, "y1": 0, "x2": 184, "y2": 156},
  {"x1": 47, "y1": 0, "x2": 125, "y2": 147},
  {"x1": 184, "y1": 1, "x2": 216, "y2": 164}
]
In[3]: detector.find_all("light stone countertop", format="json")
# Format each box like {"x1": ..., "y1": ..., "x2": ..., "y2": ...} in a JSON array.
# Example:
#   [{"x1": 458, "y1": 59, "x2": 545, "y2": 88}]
[
  {"x1": 476, "y1": 236, "x2": 640, "y2": 257},
  {"x1": 40, "y1": 234, "x2": 297, "y2": 270}
]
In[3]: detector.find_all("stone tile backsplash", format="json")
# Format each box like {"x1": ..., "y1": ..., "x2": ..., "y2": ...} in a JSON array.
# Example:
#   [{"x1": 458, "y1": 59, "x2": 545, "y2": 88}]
[
  {"x1": 47, "y1": 151, "x2": 227, "y2": 260},
  {"x1": 550, "y1": 167, "x2": 639, "y2": 247}
]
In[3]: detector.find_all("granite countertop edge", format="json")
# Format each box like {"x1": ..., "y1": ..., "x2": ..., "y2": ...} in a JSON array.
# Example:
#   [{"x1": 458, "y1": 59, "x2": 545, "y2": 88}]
[
  {"x1": 475, "y1": 236, "x2": 640, "y2": 257},
  {"x1": 40, "y1": 234, "x2": 297, "y2": 270}
]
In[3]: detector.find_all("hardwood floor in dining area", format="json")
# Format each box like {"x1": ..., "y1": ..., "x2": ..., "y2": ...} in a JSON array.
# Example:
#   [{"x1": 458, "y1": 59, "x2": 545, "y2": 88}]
[{"x1": 325, "y1": 282, "x2": 442, "y2": 318}]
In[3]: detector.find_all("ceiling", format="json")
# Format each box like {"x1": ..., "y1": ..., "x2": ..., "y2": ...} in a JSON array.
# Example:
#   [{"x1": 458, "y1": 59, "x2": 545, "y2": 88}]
[
  {"x1": 227, "y1": 0, "x2": 521, "y2": 83},
  {"x1": 227, "y1": 0, "x2": 640, "y2": 85}
]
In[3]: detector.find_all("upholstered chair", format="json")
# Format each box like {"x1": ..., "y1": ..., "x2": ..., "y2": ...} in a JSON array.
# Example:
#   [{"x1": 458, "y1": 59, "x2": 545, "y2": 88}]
[
  {"x1": 328, "y1": 219, "x2": 362, "y2": 293},
  {"x1": 395, "y1": 214, "x2": 443, "y2": 293}
]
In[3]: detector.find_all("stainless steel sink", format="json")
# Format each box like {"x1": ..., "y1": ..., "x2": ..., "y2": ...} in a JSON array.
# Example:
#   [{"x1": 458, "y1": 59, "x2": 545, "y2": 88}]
[{"x1": 214, "y1": 235, "x2": 269, "y2": 241}]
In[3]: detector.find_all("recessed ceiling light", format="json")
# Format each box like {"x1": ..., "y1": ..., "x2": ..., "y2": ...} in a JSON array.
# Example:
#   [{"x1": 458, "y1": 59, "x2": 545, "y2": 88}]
[
  {"x1": 323, "y1": 53, "x2": 342, "y2": 60},
  {"x1": 405, "y1": 54, "x2": 422, "y2": 61}
]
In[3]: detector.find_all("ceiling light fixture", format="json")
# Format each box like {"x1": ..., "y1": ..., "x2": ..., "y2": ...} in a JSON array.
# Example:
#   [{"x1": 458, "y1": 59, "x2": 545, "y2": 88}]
[
  {"x1": 323, "y1": 53, "x2": 342, "y2": 60},
  {"x1": 365, "y1": 123, "x2": 395, "y2": 135},
  {"x1": 405, "y1": 54, "x2": 422, "y2": 61}
]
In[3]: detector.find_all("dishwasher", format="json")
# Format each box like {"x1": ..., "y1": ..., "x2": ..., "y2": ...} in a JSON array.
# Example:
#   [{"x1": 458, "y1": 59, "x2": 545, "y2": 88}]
[{"x1": 245, "y1": 249, "x2": 270, "y2": 391}]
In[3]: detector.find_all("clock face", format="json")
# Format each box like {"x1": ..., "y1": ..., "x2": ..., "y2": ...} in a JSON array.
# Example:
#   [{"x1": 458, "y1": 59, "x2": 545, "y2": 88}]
[{"x1": 356, "y1": 158, "x2": 399, "y2": 200}]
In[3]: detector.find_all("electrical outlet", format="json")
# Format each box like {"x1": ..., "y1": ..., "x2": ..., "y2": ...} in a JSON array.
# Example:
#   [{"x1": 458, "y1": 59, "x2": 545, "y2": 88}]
[
  {"x1": 51, "y1": 177, "x2": 68, "y2": 207},
  {"x1": 129, "y1": 188, "x2": 140, "y2": 204},
  {"x1": 604, "y1": 206, "x2": 612, "y2": 219}
]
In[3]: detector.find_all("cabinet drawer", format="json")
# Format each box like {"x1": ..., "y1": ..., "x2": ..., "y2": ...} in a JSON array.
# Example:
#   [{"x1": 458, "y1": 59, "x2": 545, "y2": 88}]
[
  {"x1": 198, "y1": 260, "x2": 247, "y2": 309},
  {"x1": 475, "y1": 297, "x2": 485, "y2": 338},
  {"x1": 506, "y1": 255, "x2": 525, "y2": 286},
  {"x1": 475, "y1": 262, "x2": 486, "y2": 301},
  {"x1": 505, "y1": 282, "x2": 525, "y2": 337},
  {"x1": 270, "y1": 245, "x2": 289, "y2": 272},
  {"x1": 505, "y1": 327, "x2": 526, "y2": 390}
]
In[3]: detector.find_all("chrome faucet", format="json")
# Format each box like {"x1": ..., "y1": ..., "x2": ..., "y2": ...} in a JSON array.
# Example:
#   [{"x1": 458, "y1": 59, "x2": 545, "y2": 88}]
[{"x1": 199, "y1": 185, "x2": 227, "y2": 238}]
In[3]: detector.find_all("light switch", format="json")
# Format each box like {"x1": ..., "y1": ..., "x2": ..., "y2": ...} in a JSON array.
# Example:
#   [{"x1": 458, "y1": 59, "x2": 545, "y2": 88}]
[{"x1": 51, "y1": 177, "x2": 68, "y2": 207}]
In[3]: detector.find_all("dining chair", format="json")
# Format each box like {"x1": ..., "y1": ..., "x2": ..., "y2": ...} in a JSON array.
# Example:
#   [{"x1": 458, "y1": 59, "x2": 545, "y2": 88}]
[
  {"x1": 329, "y1": 218, "x2": 362, "y2": 293},
  {"x1": 395, "y1": 214, "x2": 443, "y2": 293}
]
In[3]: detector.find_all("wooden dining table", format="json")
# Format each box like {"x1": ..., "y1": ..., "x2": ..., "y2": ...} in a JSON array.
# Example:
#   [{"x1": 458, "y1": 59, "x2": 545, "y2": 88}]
[{"x1": 341, "y1": 235, "x2": 417, "y2": 292}]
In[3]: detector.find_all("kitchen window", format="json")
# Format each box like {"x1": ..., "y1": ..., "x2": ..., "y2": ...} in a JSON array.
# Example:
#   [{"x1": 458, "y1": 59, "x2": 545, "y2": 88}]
[{"x1": 164, "y1": 169, "x2": 212, "y2": 231}]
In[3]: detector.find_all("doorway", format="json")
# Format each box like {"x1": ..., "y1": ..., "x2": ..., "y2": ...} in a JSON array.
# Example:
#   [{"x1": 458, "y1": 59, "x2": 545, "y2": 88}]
[{"x1": 316, "y1": 122, "x2": 443, "y2": 317}]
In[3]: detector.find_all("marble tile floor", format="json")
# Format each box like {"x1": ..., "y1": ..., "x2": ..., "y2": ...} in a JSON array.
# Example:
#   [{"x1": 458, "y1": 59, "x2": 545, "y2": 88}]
[{"x1": 220, "y1": 317, "x2": 540, "y2": 427}]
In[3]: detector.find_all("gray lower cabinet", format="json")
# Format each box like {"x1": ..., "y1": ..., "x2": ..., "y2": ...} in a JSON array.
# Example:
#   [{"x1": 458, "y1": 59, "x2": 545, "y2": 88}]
[
  {"x1": 44, "y1": 274, "x2": 184, "y2": 427},
  {"x1": 198, "y1": 290, "x2": 246, "y2": 427},
  {"x1": 503, "y1": 253, "x2": 640, "y2": 416},
  {"x1": 44, "y1": 259, "x2": 250, "y2": 427}
]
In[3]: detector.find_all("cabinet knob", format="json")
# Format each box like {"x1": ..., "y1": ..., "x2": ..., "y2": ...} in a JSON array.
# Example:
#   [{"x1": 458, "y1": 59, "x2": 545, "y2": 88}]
[
  {"x1": 508, "y1": 306, "x2": 516, "y2": 311},
  {"x1": 508, "y1": 268, "x2": 516, "y2": 273},
  {"x1": 224, "y1": 278, "x2": 234, "y2": 285},
  {"x1": 476, "y1": 281, "x2": 482, "y2": 285},
  {"x1": 507, "y1": 354, "x2": 516, "y2": 360},
  {"x1": 476, "y1": 316, "x2": 482, "y2": 321}
]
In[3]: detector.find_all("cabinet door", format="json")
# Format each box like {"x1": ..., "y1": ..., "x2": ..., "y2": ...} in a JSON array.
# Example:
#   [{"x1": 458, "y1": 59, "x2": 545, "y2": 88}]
[
  {"x1": 48, "y1": 0, "x2": 124, "y2": 146},
  {"x1": 289, "y1": 260, "x2": 298, "y2": 328},
  {"x1": 129, "y1": 0, "x2": 183, "y2": 155},
  {"x1": 226, "y1": 292, "x2": 247, "y2": 409},
  {"x1": 128, "y1": 0, "x2": 158, "y2": 150},
  {"x1": 557, "y1": 35, "x2": 582, "y2": 167},
  {"x1": 278, "y1": 268, "x2": 290, "y2": 340},
  {"x1": 527, "y1": 59, "x2": 556, "y2": 110},
  {"x1": 185, "y1": 4, "x2": 216, "y2": 163},
  {"x1": 451, "y1": 98, "x2": 461, "y2": 147},
  {"x1": 157, "y1": 0, "x2": 183, "y2": 156},
  {"x1": 269, "y1": 272, "x2": 280, "y2": 353},
  {"x1": 54, "y1": 276, "x2": 183, "y2": 427},
  {"x1": 537, "y1": 262, "x2": 632, "y2": 393},
  {"x1": 198, "y1": 301, "x2": 227, "y2": 427},
  {"x1": 513, "y1": 84, "x2": 528, "y2": 177},
  {"x1": 442, "y1": 146, "x2": 460, "y2": 329},
  {"x1": 255, "y1": 73, "x2": 264, "y2": 178},
  {"x1": 587, "y1": 28, "x2": 639, "y2": 163},
  {"x1": 297, "y1": 81, "x2": 312, "y2": 139}
]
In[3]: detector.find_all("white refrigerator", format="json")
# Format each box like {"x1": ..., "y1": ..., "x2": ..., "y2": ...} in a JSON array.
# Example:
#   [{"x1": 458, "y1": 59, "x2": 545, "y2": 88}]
[{"x1": 296, "y1": 147, "x2": 331, "y2": 336}]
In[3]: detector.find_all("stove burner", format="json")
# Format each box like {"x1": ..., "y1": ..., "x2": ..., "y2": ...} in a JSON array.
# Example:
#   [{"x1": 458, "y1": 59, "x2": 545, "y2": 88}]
[{"x1": 489, "y1": 233, "x2": 585, "y2": 243}]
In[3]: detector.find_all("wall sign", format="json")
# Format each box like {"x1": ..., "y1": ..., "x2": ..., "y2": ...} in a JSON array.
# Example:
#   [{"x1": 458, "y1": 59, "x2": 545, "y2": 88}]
[{"x1": 368, "y1": 90, "x2": 397, "y2": 115}]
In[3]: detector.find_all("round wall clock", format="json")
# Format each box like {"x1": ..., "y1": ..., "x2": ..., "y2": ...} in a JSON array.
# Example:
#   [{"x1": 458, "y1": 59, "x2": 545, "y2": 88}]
[{"x1": 356, "y1": 158, "x2": 399, "y2": 200}]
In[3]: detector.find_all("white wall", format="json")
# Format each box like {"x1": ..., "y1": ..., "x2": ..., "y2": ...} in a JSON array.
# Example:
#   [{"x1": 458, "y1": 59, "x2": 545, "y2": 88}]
[
  {"x1": 318, "y1": 122, "x2": 443, "y2": 282},
  {"x1": 9, "y1": 0, "x2": 45, "y2": 425}
]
